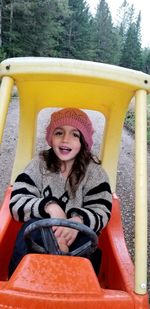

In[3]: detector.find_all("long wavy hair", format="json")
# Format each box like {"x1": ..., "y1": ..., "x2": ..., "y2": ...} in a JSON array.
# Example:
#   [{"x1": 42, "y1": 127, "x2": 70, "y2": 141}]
[{"x1": 40, "y1": 134, "x2": 101, "y2": 197}]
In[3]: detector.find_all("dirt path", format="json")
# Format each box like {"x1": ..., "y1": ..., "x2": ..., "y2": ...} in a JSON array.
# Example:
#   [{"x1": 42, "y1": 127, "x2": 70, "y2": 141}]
[{"x1": 0, "y1": 98, "x2": 150, "y2": 297}]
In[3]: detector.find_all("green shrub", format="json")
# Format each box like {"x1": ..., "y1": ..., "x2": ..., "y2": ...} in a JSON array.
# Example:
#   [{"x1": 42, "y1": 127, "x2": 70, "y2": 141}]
[
  {"x1": 147, "y1": 128, "x2": 150, "y2": 143},
  {"x1": 125, "y1": 110, "x2": 135, "y2": 132},
  {"x1": 125, "y1": 95, "x2": 150, "y2": 144}
]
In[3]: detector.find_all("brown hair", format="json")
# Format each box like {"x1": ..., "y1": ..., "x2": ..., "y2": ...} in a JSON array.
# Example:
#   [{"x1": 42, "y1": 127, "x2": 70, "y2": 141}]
[{"x1": 40, "y1": 134, "x2": 101, "y2": 197}]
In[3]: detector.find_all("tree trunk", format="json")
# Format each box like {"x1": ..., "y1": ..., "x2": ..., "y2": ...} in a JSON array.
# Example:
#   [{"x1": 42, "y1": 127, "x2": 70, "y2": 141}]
[
  {"x1": 9, "y1": 0, "x2": 14, "y2": 48},
  {"x1": 0, "y1": 0, "x2": 2, "y2": 47}
]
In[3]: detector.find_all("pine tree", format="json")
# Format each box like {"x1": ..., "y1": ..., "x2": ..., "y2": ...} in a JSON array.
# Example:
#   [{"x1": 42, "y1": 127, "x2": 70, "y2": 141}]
[
  {"x1": 0, "y1": 0, "x2": 6, "y2": 60},
  {"x1": 60, "y1": 0, "x2": 93, "y2": 60},
  {"x1": 2, "y1": 0, "x2": 67, "y2": 57},
  {"x1": 93, "y1": 0, "x2": 119, "y2": 64},
  {"x1": 142, "y1": 48, "x2": 150, "y2": 74},
  {"x1": 116, "y1": 0, "x2": 135, "y2": 43},
  {"x1": 145, "y1": 51, "x2": 150, "y2": 74},
  {"x1": 114, "y1": 0, "x2": 136, "y2": 66},
  {"x1": 120, "y1": 12, "x2": 143, "y2": 70}
]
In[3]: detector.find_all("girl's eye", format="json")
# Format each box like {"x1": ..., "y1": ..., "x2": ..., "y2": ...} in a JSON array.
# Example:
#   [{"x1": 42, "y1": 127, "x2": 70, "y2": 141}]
[
  {"x1": 54, "y1": 130, "x2": 63, "y2": 136},
  {"x1": 73, "y1": 132, "x2": 80, "y2": 138}
]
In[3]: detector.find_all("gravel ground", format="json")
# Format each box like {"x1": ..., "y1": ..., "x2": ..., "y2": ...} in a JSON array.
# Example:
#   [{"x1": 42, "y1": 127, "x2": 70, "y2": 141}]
[{"x1": 0, "y1": 98, "x2": 149, "y2": 299}]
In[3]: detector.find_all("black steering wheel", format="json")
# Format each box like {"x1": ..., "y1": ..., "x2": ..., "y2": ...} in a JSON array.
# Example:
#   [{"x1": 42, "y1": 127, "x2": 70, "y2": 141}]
[{"x1": 24, "y1": 218, "x2": 98, "y2": 257}]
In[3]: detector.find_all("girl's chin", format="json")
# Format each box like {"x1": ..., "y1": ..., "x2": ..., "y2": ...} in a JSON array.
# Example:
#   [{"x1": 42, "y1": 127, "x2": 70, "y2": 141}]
[
  {"x1": 57, "y1": 150, "x2": 72, "y2": 159},
  {"x1": 58, "y1": 155, "x2": 74, "y2": 161},
  {"x1": 54, "y1": 149, "x2": 77, "y2": 162},
  {"x1": 57, "y1": 153, "x2": 75, "y2": 162}
]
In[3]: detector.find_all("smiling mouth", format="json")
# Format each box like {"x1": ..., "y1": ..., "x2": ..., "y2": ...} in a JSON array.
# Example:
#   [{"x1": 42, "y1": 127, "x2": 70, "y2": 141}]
[{"x1": 59, "y1": 146, "x2": 72, "y2": 153}]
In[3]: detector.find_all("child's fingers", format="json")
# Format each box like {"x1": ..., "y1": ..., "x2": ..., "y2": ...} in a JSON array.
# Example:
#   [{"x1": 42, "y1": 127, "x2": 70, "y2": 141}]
[
  {"x1": 66, "y1": 239, "x2": 74, "y2": 246},
  {"x1": 64, "y1": 229, "x2": 79, "y2": 246},
  {"x1": 54, "y1": 226, "x2": 63, "y2": 238},
  {"x1": 52, "y1": 225, "x2": 57, "y2": 232},
  {"x1": 54, "y1": 227, "x2": 79, "y2": 247},
  {"x1": 57, "y1": 237, "x2": 69, "y2": 252}
]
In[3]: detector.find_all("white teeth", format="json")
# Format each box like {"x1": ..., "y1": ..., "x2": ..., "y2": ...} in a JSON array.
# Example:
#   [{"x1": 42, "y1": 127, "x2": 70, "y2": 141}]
[{"x1": 60, "y1": 146, "x2": 71, "y2": 151}]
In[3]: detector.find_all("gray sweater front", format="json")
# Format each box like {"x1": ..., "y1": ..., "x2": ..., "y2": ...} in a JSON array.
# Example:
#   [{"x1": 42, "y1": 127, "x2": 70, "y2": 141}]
[{"x1": 10, "y1": 156, "x2": 112, "y2": 234}]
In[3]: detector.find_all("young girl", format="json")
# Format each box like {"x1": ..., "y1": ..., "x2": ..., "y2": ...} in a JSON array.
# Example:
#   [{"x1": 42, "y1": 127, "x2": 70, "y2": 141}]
[{"x1": 9, "y1": 108, "x2": 112, "y2": 274}]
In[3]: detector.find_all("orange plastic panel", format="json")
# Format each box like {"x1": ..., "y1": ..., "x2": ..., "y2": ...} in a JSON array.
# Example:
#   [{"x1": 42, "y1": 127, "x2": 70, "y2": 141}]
[
  {"x1": 0, "y1": 254, "x2": 133, "y2": 309},
  {"x1": 99, "y1": 194, "x2": 134, "y2": 292},
  {"x1": 0, "y1": 190, "x2": 149, "y2": 308},
  {"x1": 0, "y1": 186, "x2": 22, "y2": 280},
  {"x1": 99, "y1": 194, "x2": 149, "y2": 307}
]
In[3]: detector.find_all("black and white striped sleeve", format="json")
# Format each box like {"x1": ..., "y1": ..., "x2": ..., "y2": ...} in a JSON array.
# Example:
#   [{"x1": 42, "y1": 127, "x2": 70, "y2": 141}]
[
  {"x1": 67, "y1": 163, "x2": 112, "y2": 234},
  {"x1": 9, "y1": 158, "x2": 50, "y2": 222}
]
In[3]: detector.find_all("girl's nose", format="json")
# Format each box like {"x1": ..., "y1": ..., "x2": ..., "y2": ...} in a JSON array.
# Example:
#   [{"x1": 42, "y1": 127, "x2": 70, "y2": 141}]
[{"x1": 62, "y1": 132, "x2": 69, "y2": 142}]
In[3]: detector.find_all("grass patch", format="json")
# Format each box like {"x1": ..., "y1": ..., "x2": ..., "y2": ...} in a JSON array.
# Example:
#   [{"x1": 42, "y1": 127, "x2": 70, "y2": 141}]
[
  {"x1": 147, "y1": 129, "x2": 150, "y2": 143},
  {"x1": 147, "y1": 95, "x2": 150, "y2": 144},
  {"x1": 125, "y1": 94, "x2": 150, "y2": 144},
  {"x1": 125, "y1": 110, "x2": 135, "y2": 132},
  {"x1": 147, "y1": 94, "x2": 150, "y2": 107}
]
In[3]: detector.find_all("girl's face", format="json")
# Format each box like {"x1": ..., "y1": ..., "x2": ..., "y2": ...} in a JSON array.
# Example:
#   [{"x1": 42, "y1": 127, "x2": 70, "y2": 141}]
[{"x1": 51, "y1": 125, "x2": 81, "y2": 165}]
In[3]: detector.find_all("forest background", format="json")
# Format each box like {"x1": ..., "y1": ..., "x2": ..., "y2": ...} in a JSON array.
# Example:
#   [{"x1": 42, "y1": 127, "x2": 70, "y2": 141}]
[
  {"x1": 0, "y1": 0, "x2": 149, "y2": 141},
  {"x1": 0, "y1": 0, "x2": 150, "y2": 73}
]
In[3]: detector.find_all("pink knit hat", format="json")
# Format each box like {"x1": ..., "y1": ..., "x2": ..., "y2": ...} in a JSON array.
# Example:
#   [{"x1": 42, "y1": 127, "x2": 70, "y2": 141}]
[{"x1": 46, "y1": 108, "x2": 94, "y2": 150}]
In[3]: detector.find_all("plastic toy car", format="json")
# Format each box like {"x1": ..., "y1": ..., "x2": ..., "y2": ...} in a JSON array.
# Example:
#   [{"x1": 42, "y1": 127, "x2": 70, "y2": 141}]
[{"x1": 0, "y1": 57, "x2": 149, "y2": 308}]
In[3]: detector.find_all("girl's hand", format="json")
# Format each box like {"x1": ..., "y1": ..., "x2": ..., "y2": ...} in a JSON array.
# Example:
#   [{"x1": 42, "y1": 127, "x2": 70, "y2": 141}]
[
  {"x1": 45, "y1": 203, "x2": 69, "y2": 251},
  {"x1": 45, "y1": 203, "x2": 66, "y2": 219},
  {"x1": 53, "y1": 225, "x2": 78, "y2": 247},
  {"x1": 45, "y1": 205, "x2": 83, "y2": 249},
  {"x1": 53, "y1": 216, "x2": 83, "y2": 247},
  {"x1": 57, "y1": 238, "x2": 69, "y2": 253}
]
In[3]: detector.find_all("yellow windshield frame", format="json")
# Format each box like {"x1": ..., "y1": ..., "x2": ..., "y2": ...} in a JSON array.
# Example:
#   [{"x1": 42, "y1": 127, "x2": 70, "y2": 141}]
[{"x1": 0, "y1": 57, "x2": 149, "y2": 294}]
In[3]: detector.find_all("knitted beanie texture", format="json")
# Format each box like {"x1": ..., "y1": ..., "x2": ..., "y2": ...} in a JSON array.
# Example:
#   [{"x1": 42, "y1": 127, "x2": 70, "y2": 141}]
[{"x1": 46, "y1": 108, "x2": 94, "y2": 150}]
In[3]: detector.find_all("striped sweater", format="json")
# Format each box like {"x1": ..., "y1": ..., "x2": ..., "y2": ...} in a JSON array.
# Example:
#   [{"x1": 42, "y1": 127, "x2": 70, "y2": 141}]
[{"x1": 9, "y1": 156, "x2": 112, "y2": 234}]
